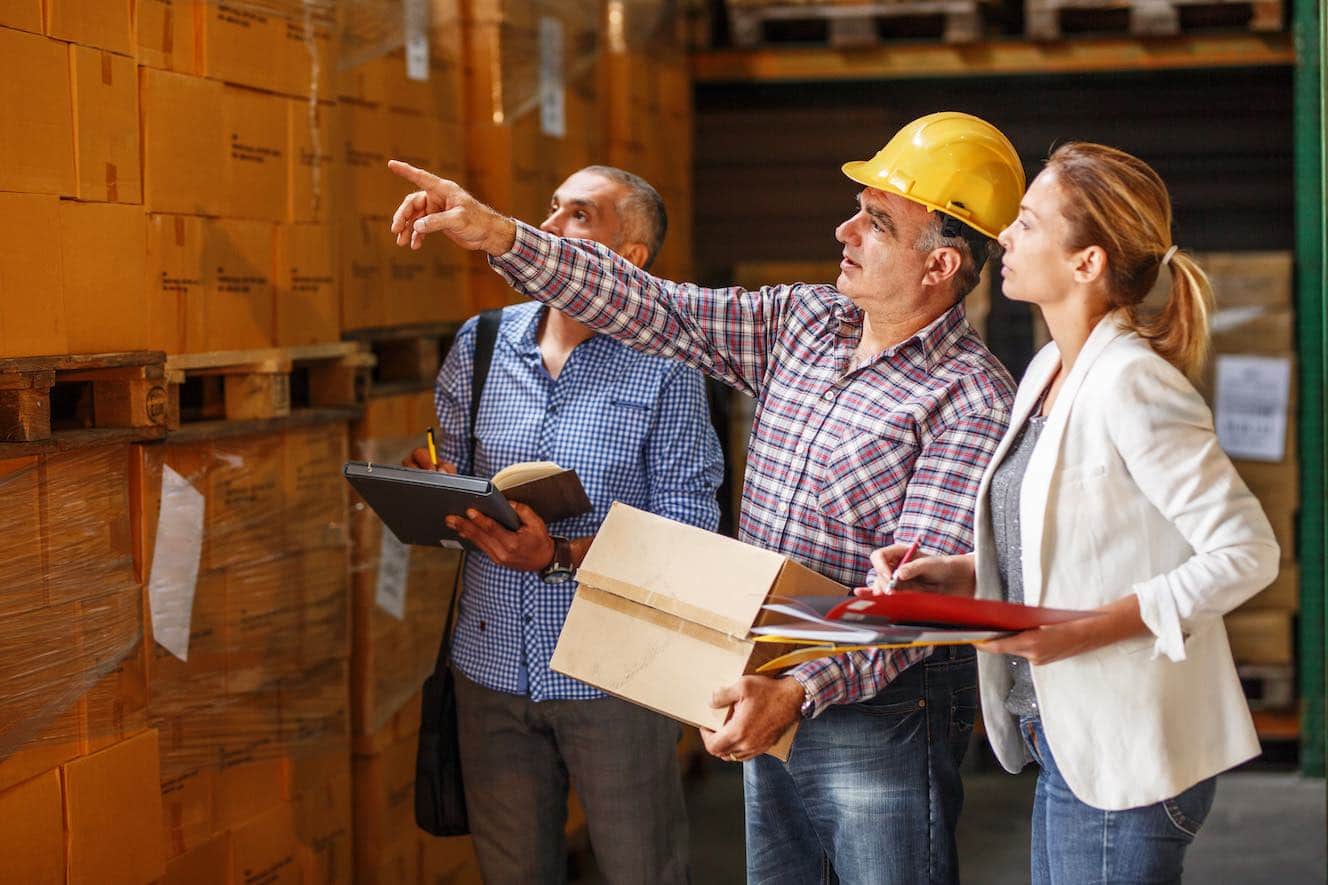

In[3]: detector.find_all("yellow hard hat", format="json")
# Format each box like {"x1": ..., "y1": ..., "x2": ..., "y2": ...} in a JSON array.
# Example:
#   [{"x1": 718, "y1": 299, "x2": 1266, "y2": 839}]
[{"x1": 842, "y1": 112, "x2": 1026, "y2": 240}]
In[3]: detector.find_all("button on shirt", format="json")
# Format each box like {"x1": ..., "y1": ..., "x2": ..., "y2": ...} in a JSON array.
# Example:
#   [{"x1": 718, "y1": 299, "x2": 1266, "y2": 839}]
[
  {"x1": 436, "y1": 302, "x2": 723, "y2": 701},
  {"x1": 490, "y1": 223, "x2": 1015, "y2": 716}
]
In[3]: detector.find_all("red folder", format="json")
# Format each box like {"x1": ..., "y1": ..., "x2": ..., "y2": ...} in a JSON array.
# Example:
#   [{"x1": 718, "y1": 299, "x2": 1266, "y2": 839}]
[{"x1": 829, "y1": 591, "x2": 1090, "y2": 632}]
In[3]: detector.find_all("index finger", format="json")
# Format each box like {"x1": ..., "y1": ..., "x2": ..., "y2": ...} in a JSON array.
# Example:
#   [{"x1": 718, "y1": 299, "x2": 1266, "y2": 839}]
[{"x1": 388, "y1": 159, "x2": 447, "y2": 192}]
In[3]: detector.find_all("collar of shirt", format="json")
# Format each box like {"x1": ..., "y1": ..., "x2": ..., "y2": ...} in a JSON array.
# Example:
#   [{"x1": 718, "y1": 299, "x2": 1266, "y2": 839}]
[{"x1": 833, "y1": 299, "x2": 971, "y2": 376}]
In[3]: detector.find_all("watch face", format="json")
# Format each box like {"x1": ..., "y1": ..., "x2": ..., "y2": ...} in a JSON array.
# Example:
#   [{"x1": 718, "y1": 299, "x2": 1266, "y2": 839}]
[{"x1": 541, "y1": 567, "x2": 576, "y2": 585}]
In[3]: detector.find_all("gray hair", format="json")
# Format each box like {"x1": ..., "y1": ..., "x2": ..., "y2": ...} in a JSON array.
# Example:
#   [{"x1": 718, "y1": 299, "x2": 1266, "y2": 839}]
[
  {"x1": 914, "y1": 214, "x2": 991, "y2": 301},
  {"x1": 581, "y1": 165, "x2": 668, "y2": 269}
]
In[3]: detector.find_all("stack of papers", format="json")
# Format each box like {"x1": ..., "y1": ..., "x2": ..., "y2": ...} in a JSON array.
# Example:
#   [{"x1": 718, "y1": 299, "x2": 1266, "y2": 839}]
[{"x1": 750, "y1": 591, "x2": 1091, "y2": 672}]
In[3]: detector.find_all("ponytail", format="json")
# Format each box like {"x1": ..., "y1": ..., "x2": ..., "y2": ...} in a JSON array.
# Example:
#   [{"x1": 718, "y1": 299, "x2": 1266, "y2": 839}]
[
  {"x1": 1045, "y1": 142, "x2": 1213, "y2": 381},
  {"x1": 1128, "y1": 250, "x2": 1213, "y2": 381}
]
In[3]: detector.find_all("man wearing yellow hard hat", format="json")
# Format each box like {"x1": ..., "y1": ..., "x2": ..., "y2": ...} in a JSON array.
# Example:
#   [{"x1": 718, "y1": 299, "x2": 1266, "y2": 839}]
[{"x1": 387, "y1": 111, "x2": 1025, "y2": 883}]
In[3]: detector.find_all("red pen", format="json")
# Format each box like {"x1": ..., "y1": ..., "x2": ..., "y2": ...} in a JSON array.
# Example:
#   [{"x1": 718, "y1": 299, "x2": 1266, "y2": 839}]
[{"x1": 884, "y1": 536, "x2": 922, "y2": 593}]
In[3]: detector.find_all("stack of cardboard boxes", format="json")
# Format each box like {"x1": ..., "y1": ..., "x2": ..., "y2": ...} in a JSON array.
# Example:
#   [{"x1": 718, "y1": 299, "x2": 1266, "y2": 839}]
[
  {"x1": 1199, "y1": 253, "x2": 1300, "y2": 676},
  {"x1": 603, "y1": 0, "x2": 694, "y2": 281},
  {"x1": 463, "y1": 0, "x2": 605, "y2": 308},
  {"x1": 348, "y1": 391, "x2": 477, "y2": 883}
]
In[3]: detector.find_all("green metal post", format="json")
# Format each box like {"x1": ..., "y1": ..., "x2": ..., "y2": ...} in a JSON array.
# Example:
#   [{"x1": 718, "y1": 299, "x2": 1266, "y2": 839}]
[{"x1": 1292, "y1": 0, "x2": 1324, "y2": 778}]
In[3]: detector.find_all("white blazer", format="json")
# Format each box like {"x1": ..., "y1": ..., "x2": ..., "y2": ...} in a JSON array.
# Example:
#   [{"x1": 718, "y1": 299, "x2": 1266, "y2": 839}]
[{"x1": 974, "y1": 312, "x2": 1280, "y2": 810}]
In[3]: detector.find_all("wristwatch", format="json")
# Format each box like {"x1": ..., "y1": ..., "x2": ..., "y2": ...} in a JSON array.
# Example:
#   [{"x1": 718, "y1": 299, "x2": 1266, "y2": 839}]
[{"x1": 539, "y1": 535, "x2": 576, "y2": 584}]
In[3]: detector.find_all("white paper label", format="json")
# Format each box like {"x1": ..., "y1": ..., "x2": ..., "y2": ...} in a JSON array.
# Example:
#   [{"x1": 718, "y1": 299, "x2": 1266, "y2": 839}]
[
  {"x1": 1214, "y1": 354, "x2": 1293, "y2": 462},
  {"x1": 404, "y1": 0, "x2": 430, "y2": 81},
  {"x1": 375, "y1": 528, "x2": 412, "y2": 620},
  {"x1": 148, "y1": 466, "x2": 205, "y2": 661},
  {"x1": 538, "y1": 17, "x2": 566, "y2": 138}
]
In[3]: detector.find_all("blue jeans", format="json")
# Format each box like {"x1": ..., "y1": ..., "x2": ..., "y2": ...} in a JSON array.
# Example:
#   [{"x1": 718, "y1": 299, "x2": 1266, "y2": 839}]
[
  {"x1": 745, "y1": 646, "x2": 978, "y2": 884},
  {"x1": 1021, "y1": 718, "x2": 1217, "y2": 885}
]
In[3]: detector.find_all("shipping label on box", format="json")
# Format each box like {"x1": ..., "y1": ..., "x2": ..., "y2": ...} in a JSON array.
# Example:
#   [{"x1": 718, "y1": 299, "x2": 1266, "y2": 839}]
[
  {"x1": 1215, "y1": 354, "x2": 1293, "y2": 462},
  {"x1": 551, "y1": 502, "x2": 847, "y2": 759},
  {"x1": 0, "y1": 28, "x2": 75, "y2": 195},
  {"x1": 141, "y1": 69, "x2": 226, "y2": 215},
  {"x1": 137, "y1": 0, "x2": 197, "y2": 73},
  {"x1": 68, "y1": 45, "x2": 141, "y2": 202}
]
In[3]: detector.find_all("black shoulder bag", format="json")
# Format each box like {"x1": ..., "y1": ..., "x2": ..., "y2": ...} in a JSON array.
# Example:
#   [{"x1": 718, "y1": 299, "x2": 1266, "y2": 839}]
[{"x1": 415, "y1": 307, "x2": 503, "y2": 837}]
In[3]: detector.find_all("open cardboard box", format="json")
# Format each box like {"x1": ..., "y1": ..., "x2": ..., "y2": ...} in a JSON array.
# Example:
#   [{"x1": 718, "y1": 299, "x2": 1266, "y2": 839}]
[{"x1": 551, "y1": 503, "x2": 847, "y2": 760}]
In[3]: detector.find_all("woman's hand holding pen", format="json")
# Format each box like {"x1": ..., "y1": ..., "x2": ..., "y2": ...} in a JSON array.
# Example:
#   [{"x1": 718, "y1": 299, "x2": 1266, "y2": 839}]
[{"x1": 857, "y1": 544, "x2": 977, "y2": 598}]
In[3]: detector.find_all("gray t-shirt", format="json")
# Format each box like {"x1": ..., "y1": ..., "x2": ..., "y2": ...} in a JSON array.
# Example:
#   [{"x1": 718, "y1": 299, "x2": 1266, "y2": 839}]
[{"x1": 988, "y1": 415, "x2": 1046, "y2": 718}]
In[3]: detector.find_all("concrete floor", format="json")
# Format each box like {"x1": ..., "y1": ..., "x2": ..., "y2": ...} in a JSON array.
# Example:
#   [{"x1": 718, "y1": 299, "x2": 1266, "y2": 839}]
[{"x1": 573, "y1": 749, "x2": 1327, "y2": 883}]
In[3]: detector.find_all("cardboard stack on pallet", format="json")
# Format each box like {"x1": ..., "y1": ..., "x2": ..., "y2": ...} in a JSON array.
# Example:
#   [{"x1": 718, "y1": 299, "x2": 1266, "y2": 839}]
[
  {"x1": 1196, "y1": 253, "x2": 1300, "y2": 687},
  {"x1": 463, "y1": 0, "x2": 605, "y2": 309},
  {"x1": 348, "y1": 390, "x2": 478, "y2": 883},
  {"x1": 603, "y1": 0, "x2": 694, "y2": 281},
  {"x1": 131, "y1": 421, "x2": 355, "y2": 884}
]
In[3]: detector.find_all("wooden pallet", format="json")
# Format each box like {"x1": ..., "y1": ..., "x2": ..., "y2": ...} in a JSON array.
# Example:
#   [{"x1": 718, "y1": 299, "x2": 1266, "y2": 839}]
[
  {"x1": 163, "y1": 342, "x2": 373, "y2": 436},
  {"x1": 1025, "y1": 0, "x2": 1281, "y2": 40},
  {"x1": 342, "y1": 322, "x2": 460, "y2": 398},
  {"x1": 0, "y1": 352, "x2": 169, "y2": 451},
  {"x1": 727, "y1": 0, "x2": 991, "y2": 48}
]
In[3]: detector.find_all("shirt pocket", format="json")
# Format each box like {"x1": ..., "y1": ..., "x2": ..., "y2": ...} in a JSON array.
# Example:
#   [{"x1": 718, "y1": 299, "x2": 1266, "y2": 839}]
[
  {"x1": 602, "y1": 394, "x2": 655, "y2": 464},
  {"x1": 815, "y1": 426, "x2": 911, "y2": 532}
]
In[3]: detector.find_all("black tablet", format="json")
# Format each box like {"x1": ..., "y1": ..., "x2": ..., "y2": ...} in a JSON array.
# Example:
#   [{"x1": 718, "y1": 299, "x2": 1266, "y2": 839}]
[{"x1": 343, "y1": 461, "x2": 521, "y2": 549}]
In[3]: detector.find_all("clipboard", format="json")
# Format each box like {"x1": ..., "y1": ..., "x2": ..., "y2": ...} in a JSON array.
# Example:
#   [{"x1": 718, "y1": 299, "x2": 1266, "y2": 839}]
[{"x1": 343, "y1": 461, "x2": 520, "y2": 550}]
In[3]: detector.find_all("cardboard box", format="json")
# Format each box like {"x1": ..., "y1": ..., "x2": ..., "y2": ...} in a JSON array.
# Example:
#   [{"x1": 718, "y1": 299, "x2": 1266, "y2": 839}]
[
  {"x1": 198, "y1": 0, "x2": 282, "y2": 94},
  {"x1": 551, "y1": 503, "x2": 847, "y2": 757},
  {"x1": 352, "y1": 733, "x2": 419, "y2": 883},
  {"x1": 137, "y1": 0, "x2": 197, "y2": 73},
  {"x1": 339, "y1": 213, "x2": 389, "y2": 331},
  {"x1": 68, "y1": 44, "x2": 141, "y2": 202},
  {"x1": 205, "y1": 218, "x2": 277, "y2": 352},
  {"x1": 0, "y1": 193, "x2": 68, "y2": 357},
  {"x1": 1225, "y1": 610, "x2": 1294, "y2": 666},
  {"x1": 0, "y1": 27, "x2": 74, "y2": 195},
  {"x1": 274, "y1": 2, "x2": 336, "y2": 99},
  {"x1": 296, "y1": 550, "x2": 352, "y2": 669},
  {"x1": 81, "y1": 641, "x2": 149, "y2": 754},
  {"x1": 45, "y1": 0, "x2": 133, "y2": 55},
  {"x1": 295, "y1": 771, "x2": 353, "y2": 885},
  {"x1": 288, "y1": 98, "x2": 338, "y2": 223},
  {"x1": 275, "y1": 223, "x2": 340, "y2": 346},
  {"x1": 43, "y1": 445, "x2": 139, "y2": 605},
  {"x1": 0, "y1": 703, "x2": 84, "y2": 795},
  {"x1": 0, "y1": 1, "x2": 41, "y2": 32},
  {"x1": 419, "y1": 835, "x2": 483, "y2": 885},
  {"x1": 0, "y1": 769, "x2": 65, "y2": 884},
  {"x1": 223, "y1": 84, "x2": 289, "y2": 221},
  {"x1": 0, "y1": 455, "x2": 46, "y2": 614},
  {"x1": 206, "y1": 433, "x2": 285, "y2": 570},
  {"x1": 229, "y1": 801, "x2": 307, "y2": 885},
  {"x1": 283, "y1": 423, "x2": 349, "y2": 549},
  {"x1": 224, "y1": 555, "x2": 302, "y2": 698},
  {"x1": 161, "y1": 832, "x2": 231, "y2": 885},
  {"x1": 141, "y1": 69, "x2": 226, "y2": 215},
  {"x1": 62, "y1": 728, "x2": 166, "y2": 885},
  {"x1": 337, "y1": 102, "x2": 393, "y2": 215},
  {"x1": 58, "y1": 200, "x2": 148, "y2": 353}
]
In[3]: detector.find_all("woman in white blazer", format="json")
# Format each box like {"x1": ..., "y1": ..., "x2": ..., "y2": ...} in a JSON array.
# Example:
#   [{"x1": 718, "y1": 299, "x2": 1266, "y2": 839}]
[{"x1": 866, "y1": 142, "x2": 1279, "y2": 884}]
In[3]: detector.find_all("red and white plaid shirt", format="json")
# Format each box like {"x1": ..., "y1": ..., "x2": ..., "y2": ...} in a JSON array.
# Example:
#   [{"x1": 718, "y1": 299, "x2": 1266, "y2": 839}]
[{"x1": 491, "y1": 222, "x2": 1015, "y2": 716}]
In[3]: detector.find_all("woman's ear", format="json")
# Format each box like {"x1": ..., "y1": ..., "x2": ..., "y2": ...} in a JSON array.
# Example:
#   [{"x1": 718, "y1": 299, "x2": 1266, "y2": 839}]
[{"x1": 1072, "y1": 245, "x2": 1107, "y2": 285}]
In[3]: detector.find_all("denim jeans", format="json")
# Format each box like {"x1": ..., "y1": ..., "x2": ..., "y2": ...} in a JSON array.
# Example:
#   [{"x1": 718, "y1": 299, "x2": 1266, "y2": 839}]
[
  {"x1": 1020, "y1": 718, "x2": 1217, "y2": 885},
  {"x1": 745, "y1": 646, "x2": 978, "y2": 885}
]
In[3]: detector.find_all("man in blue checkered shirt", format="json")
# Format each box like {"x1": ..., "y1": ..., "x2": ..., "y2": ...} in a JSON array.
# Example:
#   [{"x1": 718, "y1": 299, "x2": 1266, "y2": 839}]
[{"x1": 403, "y1": 166, "x2": 722, "y2": 884}]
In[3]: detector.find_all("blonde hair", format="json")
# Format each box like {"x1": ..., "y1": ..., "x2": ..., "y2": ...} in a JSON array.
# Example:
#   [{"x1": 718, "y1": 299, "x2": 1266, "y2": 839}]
[{"x1": 1045, "y1": 142, "x2": 1213, "y2": 380}]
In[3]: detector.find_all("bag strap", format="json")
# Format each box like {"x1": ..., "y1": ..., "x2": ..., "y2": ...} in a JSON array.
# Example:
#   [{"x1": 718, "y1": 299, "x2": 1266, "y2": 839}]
[
  {"x1": 469, "y1": 308, "x2": 503, "y2": 460},
  {"x1": 433, "y1": 308, "x2": 504, "y2": 678}
]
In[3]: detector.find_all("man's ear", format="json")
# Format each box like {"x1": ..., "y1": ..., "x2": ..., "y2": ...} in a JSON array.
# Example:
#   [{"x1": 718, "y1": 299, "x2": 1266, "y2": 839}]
[
  {"x1": 618, "y1": 241, "x2": 650, "y2": 269},
  {"x1": 1072, "y1": 246, "x2": 1107, "y2": 285},
  {"x1": 922, "y1": 247, "x2": 962, "y2": 288}
]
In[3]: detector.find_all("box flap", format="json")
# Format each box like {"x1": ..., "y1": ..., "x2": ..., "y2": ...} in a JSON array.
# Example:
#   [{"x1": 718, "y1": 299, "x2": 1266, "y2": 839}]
[{"x1": 576, "y1": 503, "x2": 787, "y2": 637}]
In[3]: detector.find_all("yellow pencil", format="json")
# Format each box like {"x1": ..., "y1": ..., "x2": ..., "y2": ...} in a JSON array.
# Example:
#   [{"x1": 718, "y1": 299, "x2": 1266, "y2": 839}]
[{"x1": 426, "y1": 426, "x2": 439, "y2": 468}]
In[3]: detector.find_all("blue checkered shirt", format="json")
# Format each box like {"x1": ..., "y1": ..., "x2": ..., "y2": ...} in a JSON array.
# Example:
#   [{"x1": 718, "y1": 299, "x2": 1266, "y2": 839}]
[{"x1": 437, "y1": 302, "x2": 723, "y2": 701}]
